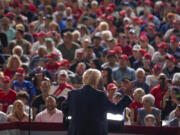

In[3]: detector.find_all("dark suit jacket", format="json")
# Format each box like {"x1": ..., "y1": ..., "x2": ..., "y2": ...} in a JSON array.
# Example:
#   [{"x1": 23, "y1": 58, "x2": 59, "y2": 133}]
[{"x1": 64, "y1": 85, "x2": 132, "y2": 135}]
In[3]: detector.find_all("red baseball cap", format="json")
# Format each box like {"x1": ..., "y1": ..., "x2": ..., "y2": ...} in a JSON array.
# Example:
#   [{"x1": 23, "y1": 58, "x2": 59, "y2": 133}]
[
  {"x1": 140, "y1": 35, "x2": 148, "y2": 42},
  {"x1": 107, "y1": 15, "x2": 114, "y2": 21},
  {"x1": 157, "y1": 42, "x2": 168, "y2": 50},
  {"x1": 132, "y1": 17, "x2": 139, "y2": 22},
  {"x1": 107, "y1": 50, "x2": 116, "y2": 56},
  {"x1": 16, "y1": 68, "x2": 25, "y2": 75},
  {"x1": 144, "y1": 53, "x2": 152, "y2": 60},
  {"x1": 119, "y1": 54, "x2": 128, "y2": 61},
  {"x1": 105, "y1": 6, "x2": 113, "y2": 13},
  {"x1": 166, "y1": 55, "x2": 176, "y2": 64},
  {"x1": 59, "y1": 59, "x2": 70, "y2": 68},
  {"x1": 113, "y1": 46, "x2": 123, "y2": 54},
  {"x1": 148, "y1": 14, "x2": 154, "y2": 20},
  {"x1": 107, "y1": 83, "x2": 117, "y2": 90},
  {"x1": 139, "y1": 49, "x2": 146, "y2": 55},
  {"x1": 170, "y1": 35, "x2": 179, "y2": 43},
  {"x1": 153, "y1": 64, "x2": 162, "y2": 71},
  {"x1": 4, "y1": 12, "x2": 15, "y2": 19},
  {"x1": 119, "y1": 10, "x2": 126, "y2": 16},
  {"x1": 37, "y1": 31, "x2": 46, "y2": 37},
  {"x1": 46, "y1": 52, "x2": 59, "y2": 59},
  {"x1": 1, "y1": 76, "x2": 10, "y2": 83}
]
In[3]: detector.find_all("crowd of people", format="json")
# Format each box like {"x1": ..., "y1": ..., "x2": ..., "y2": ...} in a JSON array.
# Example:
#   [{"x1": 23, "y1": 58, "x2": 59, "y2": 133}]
[{"x1": 0, "y1": 0, "x2": 180, "y2": 129}]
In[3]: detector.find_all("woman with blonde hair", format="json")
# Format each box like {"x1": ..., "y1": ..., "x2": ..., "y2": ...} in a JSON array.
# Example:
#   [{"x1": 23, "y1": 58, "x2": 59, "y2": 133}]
[
  {"x1": 7, "y1": 100, "x2": 29, "y2": 122},
  {"x1": 4, "y1": 55, "x2": 22, "y2": 79}
]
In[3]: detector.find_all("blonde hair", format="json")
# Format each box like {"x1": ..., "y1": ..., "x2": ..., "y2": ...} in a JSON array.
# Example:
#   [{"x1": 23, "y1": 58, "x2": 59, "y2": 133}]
[
  {"x1": 12, "y1": 45, "x2": 24, "y2": 55},
  {"x1": 7, "y1": 55, "x2": 22, "y2": 70},
  {"x1": 15, "y1": 24, "x2": 25, "y2": 31},
  {"x1": 83, "y1": 68, "x2": 101, "y2": 86},
  {"x1": 98, "y1": 21, "x2": 109, "y2": 31},
  {"x1": 133, "y1": 88, "x2": 145, "y2": 97},
  {"x1": 12, "y1": 100, "x2": 25, "y2": 116},
  {"x1": 144, "y1": 114, "x2": 156, "y2": 123}
]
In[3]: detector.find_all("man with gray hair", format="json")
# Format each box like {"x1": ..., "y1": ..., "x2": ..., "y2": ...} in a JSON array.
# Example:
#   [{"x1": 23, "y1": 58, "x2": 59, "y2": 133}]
[
  {"x1": 50, "y1": 70, "x2": 73, "y2": 99},
  {"x1": 63, "y1": 68, "x2": 132, "y2": 135}
]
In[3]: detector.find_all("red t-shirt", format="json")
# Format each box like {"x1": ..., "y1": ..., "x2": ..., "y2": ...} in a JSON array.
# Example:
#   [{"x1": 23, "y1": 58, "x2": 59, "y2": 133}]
[
  {"x1": 150, "y1": 85, "x2": 167, "y2": 109},
  {"x1": 0, "y1": 89, "x2": 16, "y2": 113},
  {"x1": 4, "y1": 68, "x2": 16, "y2": 79},
  {"x1": 72, "y1": 8, "x2": 83, "y2": 21},
  {"x1": 129, "y1": 100, "x2": 143, "y2": 120},
  {"x1": 122, "y1": 45, "x2": 132, "y2": 56}
]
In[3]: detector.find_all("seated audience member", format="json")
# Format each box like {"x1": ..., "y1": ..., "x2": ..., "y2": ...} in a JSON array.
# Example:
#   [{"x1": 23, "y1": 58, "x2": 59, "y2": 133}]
[
  {"x1": 0, "y1": 76, "x2": 16, "y2": 113},
  {"x1": 152, "y1": 42, "x2": 169, "y2": 66},
  {"x1": 169, "y1": 105, "x2": 180, "y2": 127},
  {"x1": 11, "y1": 68, "x2": 36, "y2": 102},
  {"x1": 150, "y1": 73, "x2": 169, "y2": 109},
  {"x1": 142, "y1": 53, "x2": 153, "y2": 76},
  {"x1": 0, "y1": 111, "x2": 7, "y2": 123},
  {"x1": 35, "y1": 96, "x2": 63, "y2": 123},
  {"x1": 7, "y1": 91, "x2": 32, "y2": 117},
  {"x1": 133, "y1": 49, "x2": 146, "y2": 70},
  {"x1": 112, "y1": 92, "x2": 122, "y2": 104},
  {"x1": 101, "y1": 50, "x2": 119, "y2": 69},
  {"x1": 8, "y1": 28, "x2": 32, "y2": 55},
  {"x1": 163, "y1": 55, "x2": 180, "y2": 80},
  {"x1": 32, "y1": 78, "x2": 51, "y2": 118},
  {"x1": 171, "y1": 73, "x2": 180, "y2": 88},
  {"x1": 162, "y1": 86, "x2": 180, "y2": 120},
  {"x1": 58, "y1": 59, "x2": 74, "y2": 76},
  {"x1": 144, "y1": 114, "x2": 156, "y2": 126},
  {"x1": 132, "y1": 68, "x2": 150, "y2": 94},
  {"x1": 112, "y1": 54, "x2": 136, "y2": 87},
  {"x1": 101, "y1": 67, "x2": 113, "y2": 89},
  {"x1": 107, "y1": 83, "x2": 118, "y2": 102},
  {"x1": 46, "y1": 52, "x2": 61, "y2": 81},
  {"x1": 4, "y1": 55, "x2": 22, "y2": 79},
  {"x1": 69, "y1": 62, "x2": 86, "y2": 88},
  {"x1": 50, "y1": 70, "x2": 73, "y2": 99},
  {"x1": 7, "y1": 100, "x2": 29, "y2": 122},
  {"x1": 146, "y1": 64, "x2": 162, "y2": 89},
  {"x1": 130, "y1": 88, "x2": 145, "y2": 124},
  {"x1": 12, "y1": 45, "x2": 30, "y2": 66},
  {"x1": 137, "y1": 94, "x2": 161, "y2": 126},
  {"x1": 29, "y1": 46, "x2": 47, "y2": 70}
]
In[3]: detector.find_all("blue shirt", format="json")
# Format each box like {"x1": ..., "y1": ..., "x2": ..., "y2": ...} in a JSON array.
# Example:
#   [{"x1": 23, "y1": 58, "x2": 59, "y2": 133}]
[
  {"x1": 112, "y1": 67, "x2": 136, "y2": 83},
  {"x1": 11, "y1": 80, "x2": 36, "y2": 96}
]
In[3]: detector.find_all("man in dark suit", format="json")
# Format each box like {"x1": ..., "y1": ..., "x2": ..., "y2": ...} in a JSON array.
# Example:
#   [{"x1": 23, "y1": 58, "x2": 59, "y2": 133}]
[{"x1": 63, "y1": 68, "x2": 132, "y2": 135}]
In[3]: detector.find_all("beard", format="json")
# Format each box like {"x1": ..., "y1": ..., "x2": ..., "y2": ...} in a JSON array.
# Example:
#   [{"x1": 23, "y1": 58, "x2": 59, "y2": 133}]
[{"x1": 47, "y1": 105, "x2": 55, "y2": 111}]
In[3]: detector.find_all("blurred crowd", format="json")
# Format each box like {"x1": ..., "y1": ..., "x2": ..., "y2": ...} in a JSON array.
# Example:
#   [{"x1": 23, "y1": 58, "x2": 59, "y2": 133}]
[{"x1": 0, "y1": 0, "x2": 180, "y2": 128}]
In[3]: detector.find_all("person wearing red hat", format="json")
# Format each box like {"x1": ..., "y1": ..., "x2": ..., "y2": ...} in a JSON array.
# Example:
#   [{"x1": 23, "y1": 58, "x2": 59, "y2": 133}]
[
  {"x1": 107, "y1": 83, "x2": 118, "y2": 102},
  {"x1": 133, "y1": 49, "x2": 146, "y2": 69},
  {"x1": 11, "y1": 68, "x2": 36, "y2": 103},
  {"x1": 106, "y1": 15, "x2": 117, "y2": 36},
  {"x1": 0, "y1": 76, "x2": 16, "y2": 113},
  {"x1": 168, "y1": 35, "x2": 180, "y2": 64},
  {"x1": 32, "y1": 31, "x2": 46, "y2": 55},
  {"x1": 112, "y1": 54, "x2": 136, "y2": 87},
  {"x1": 146, "y1": 64, "x2": 162, "y2": 89},
  {"x1": 163, "y1": 55, "x2": 180, "y2": 80},
  {"x1": 46, "y1": 52, "x2": 61, "y2": 81},
  {"x1": 58, "y1": 59, "x2": 74, "y2": 76},
  {"x1": 152, "y1": 42, "x2": 169, "y2": 66},
  {"x1": 142, "y1": 53, "x2": 153, "y2": 76},
  {"x1": 139, "y1": 35, "x2": 155, "y2": 56}
]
